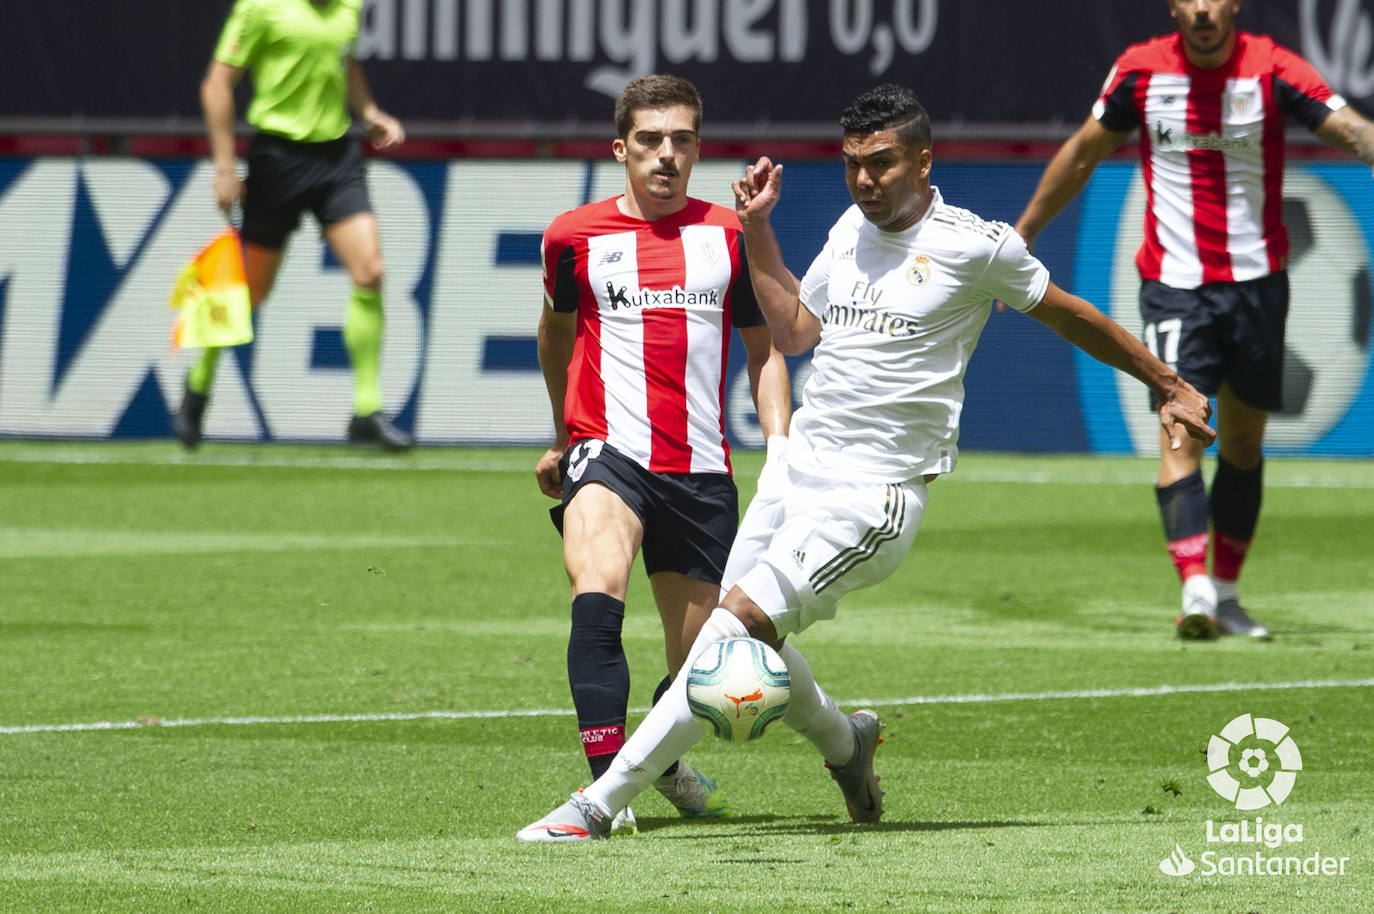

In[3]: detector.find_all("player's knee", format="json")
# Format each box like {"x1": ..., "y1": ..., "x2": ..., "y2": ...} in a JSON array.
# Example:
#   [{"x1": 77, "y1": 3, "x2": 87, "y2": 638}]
[
  {"x1": 1218, "y1": 427, "x2": 1264, "y2": 468},
  {"x1": 717, "y1": 591, "x2": 779, "y2": 646},
  {"x1": 351, "y1": 258, "x2": 385, "y2": 291},
  {"x1": 569, "y1": 592, "x2": 625, "y2": 652}
]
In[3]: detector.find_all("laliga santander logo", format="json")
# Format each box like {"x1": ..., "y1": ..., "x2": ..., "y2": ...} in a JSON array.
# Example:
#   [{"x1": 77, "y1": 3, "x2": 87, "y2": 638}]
[
  {"x1": 1206, "y1": 714, "x2": 1303, "y2": 810},
  {"x1": 1159, "y1": 714, "x2": 1349, "y2": 878}
]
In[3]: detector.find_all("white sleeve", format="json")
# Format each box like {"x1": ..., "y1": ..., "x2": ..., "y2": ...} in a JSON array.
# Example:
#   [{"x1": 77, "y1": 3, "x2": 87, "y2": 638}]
[
  {"x1": 979, "y1": 225, "x2": 1050, "y2": 313},
  {"x1": 797, "y1": 236, "x2": 834, "y2": 319}
]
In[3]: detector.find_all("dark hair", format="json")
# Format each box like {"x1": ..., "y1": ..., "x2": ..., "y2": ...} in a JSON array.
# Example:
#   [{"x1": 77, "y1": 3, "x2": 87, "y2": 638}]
[
  {"x1": 839, "y1": 84, "x2": 932, "y2": 149},
  {"x1": 614, "y1": 75, "x2": 703, "y2": 138}
]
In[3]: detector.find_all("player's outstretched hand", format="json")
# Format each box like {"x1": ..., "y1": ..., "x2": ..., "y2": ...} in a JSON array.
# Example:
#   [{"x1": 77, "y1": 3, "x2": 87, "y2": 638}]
[
  {"x1": 535, "y1": 446, "x2": 565, "y2": 499},
  {"x1": 733, "y1": 156, "x2": 784, "y2": 227},
  {"x1": 1157, "y1": 379, "x2": 1216, "y2": 450}
]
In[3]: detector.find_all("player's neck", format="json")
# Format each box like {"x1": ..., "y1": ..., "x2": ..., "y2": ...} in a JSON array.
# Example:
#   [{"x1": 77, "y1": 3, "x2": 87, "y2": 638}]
[{"x1": 618, "y1": 188, "x2": 690, "y2": 222}]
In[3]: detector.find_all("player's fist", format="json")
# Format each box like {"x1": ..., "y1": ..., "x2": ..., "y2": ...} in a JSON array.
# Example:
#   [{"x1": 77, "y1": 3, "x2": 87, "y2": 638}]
[{"x1": 733, "y1": 156, "x2": 784, "y2": 225}]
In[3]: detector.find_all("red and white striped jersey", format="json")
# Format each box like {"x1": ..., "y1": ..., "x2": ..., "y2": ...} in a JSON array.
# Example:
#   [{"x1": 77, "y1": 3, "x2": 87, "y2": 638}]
[
  {"x1": 541, "y1": 196, "x2": 763, "y2": 475},
  {"x1": 1094, "y1": 33, "x2": 1345, "y2": 289}
]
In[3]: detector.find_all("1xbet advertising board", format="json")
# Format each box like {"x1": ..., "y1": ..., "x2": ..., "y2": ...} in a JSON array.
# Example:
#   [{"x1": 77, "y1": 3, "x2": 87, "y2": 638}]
[{"x1": 0, "y1": 157, "x2": 1370, "y2": 455}]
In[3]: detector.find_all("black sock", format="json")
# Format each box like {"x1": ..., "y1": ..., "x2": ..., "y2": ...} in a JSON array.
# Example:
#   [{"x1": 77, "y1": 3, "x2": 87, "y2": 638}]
[
  {"x1": 1211, "y1": 457, "x2": 1263, "y2": 582},
  {"x1": 1156, "y1": 469, "x2": 1209, "y2": 580},
  {"x1": 1210, "y1": 456, "x2": 1263, "y2": 541},
  {"x1": 567, "y1": 593, "x2": 628, "y2": 780}
]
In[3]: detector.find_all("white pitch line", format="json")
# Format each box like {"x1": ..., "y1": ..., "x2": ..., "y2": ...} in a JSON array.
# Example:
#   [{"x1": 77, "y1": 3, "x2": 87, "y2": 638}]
[
  {"x1": 2, "y1": 448, "x2": 1372, "y2": 488},
  {"x1": 0, "y1": 448, "x2": 530, "y2": 474},
  {"x1": 3, "y1": 677, "x2": 1371, "y2": 736}
]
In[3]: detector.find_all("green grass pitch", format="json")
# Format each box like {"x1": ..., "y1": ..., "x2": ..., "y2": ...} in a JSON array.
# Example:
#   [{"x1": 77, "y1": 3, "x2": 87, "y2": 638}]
[{"x1": 1, "y1": 441, "x2": 1370, "y2": 913}]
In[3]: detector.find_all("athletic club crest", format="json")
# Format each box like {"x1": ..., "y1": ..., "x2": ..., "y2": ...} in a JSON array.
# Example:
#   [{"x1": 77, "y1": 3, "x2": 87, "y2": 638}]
[
  {"x1": 907, "y1": 255, "x2": 931, "y2": 285},
  {"x1": 700, "y1": 241, "x2": 720, "y2": 265}
]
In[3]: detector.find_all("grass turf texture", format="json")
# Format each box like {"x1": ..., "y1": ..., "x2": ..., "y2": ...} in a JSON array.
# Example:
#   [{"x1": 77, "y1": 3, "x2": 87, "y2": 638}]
[{"x1": 1, "y1": 441, "x2": 1370, "y2": 913}]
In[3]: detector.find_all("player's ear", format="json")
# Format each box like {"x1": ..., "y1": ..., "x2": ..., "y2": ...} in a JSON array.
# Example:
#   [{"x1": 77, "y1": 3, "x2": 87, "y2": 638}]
[
  {"x1": 612, "y1": 137, "x2": 628, "y2": 163},
  {"x1": 916, "y1": 144, "x2": 932, "y2": 179}
]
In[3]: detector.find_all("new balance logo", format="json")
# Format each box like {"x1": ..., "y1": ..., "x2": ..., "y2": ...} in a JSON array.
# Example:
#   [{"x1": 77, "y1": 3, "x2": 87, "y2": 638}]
[{"x1": 597, "y1": 250, "x2": 624, "y2": 265}]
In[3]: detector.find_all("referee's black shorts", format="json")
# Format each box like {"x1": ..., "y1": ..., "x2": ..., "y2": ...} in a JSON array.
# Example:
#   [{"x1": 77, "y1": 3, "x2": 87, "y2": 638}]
[
  {"x1": 551, "y1": 439, "x2": 738, "y2": 583},
  {"x1": 240, "y1": 132, "x2": 373, "y2": 250},
  {"x1": 1139, "y1": 271, "x2": 1289, "y2": 412}
]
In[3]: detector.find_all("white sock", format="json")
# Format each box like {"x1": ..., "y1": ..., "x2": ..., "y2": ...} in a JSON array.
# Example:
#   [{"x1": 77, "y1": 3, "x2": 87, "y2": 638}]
[
  {"x1": 778, "y1": 641, "x2": 855, "y2": 765},
  {"x1": 1214, "y1": 578, "x2": 1239, "y2": 603},
  {"x1": 584, "y1": 607, "x2": 748, "y2": 815}
]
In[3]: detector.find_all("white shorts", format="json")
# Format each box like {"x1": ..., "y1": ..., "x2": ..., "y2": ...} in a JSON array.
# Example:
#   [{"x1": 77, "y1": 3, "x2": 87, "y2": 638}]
[{"x1": 724, "y1": 464, "x2": 928, "y2": 638}]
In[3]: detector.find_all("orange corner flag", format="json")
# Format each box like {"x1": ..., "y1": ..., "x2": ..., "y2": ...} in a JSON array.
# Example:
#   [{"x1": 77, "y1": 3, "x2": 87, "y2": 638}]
[{"x1": 170, "y1": 229, "x2": 253, "y2": 351}]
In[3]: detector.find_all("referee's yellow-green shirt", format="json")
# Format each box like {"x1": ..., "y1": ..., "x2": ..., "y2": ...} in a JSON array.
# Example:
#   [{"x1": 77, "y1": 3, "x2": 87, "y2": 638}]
[{"x1": 214, "y1": 0, "x2": 361, "y2": 143}]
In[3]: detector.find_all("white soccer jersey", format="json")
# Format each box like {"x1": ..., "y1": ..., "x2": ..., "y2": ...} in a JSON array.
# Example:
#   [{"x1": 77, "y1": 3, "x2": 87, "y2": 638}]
[{"x1": 788, "y1": 188, "x2": 1049, "y2": 483}]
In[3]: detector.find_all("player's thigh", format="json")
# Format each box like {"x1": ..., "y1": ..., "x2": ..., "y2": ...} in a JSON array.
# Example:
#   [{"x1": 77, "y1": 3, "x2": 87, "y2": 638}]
[
  {"x1": 561, "y1": 483, "x2": 643, "y2": 599},
  {"x1": 648, "y1": 571, "x2": 722, "y2": 674},
  {"x1": 739, "y1": 477, "x2": 928, "y2": 638},
  {"x1": 241, "y1": 243, "x2": 283, "y2": 307},
  {"x1": 558, "y1": 440, "x2": 650, "y2": 598},
  {"x1": 720, "y1": 488, "x2": 786, "y2": 599}
]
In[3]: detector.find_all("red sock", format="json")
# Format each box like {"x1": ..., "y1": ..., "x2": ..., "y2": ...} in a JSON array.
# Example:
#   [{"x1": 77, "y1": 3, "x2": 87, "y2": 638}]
[
  {"x1": 1212, "y1": 533, "x2": 1251, "y2": 583},
  {"x1": 1167, "y1": 532, "x2": 1210, "y2": 581},
  {"x1": 581, "y1": 724, "x2": 626, "y2": 779}
]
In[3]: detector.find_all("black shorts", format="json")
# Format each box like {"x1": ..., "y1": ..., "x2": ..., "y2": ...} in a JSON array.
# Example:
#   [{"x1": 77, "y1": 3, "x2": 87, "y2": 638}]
[
  {"x1": 551, "y1": 439, "x2": 738, "y2": 582},
  {"x1": 1139, "y1": 271, "x2": 1289, "y2": 411},
  {"x1": 240, "y1": 132, "x2": 373, "y2": 250}
]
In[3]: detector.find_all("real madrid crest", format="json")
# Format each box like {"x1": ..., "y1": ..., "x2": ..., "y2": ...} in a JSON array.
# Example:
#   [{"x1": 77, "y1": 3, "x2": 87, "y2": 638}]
[{"x1": 907, "y1": 254, "x2": 931, "y2": 286}]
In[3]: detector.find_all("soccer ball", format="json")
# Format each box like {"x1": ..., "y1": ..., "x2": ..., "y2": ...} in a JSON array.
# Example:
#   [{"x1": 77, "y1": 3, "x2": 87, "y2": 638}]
[{"x1": 685, "y1": 637, "x2": 791, "y2": 743}]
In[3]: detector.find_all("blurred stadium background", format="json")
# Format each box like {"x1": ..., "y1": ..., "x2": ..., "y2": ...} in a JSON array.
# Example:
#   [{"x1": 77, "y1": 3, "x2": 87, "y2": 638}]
[{"x1": 2, "y1": 1, "x2": 1371, "y2": 454}]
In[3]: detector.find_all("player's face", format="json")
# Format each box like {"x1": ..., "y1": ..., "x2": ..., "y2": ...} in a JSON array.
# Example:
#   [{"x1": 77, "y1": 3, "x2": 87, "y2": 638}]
[
  {"x1": 613, "y1": 106, "x2": 700, "y2": 206},
  {"x1": 842, "y1": 128, "x2": 932, "y2": 233},
  {"x1": 1169, "y1": 0, "x2": 1239, "y2": 61}
]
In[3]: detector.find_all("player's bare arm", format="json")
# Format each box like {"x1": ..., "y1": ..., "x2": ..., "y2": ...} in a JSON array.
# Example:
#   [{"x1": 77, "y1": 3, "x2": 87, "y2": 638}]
[
  {"x1": 347, "y1": 59, "x2": 405, "y2": 150},
  {"x1": 739, "y1": 325, "x2": 792, "y2": 438},
  {"x1": 1027, "y1": 282, "x2": 1216, "y2": 449},
  {"x1": 733, "y1": 158, "x2": 821, "y2": 354},
  {"x1": 200, "y1": 60, "x2": 246, "y2": 214},
  {"x1": 1014, "y1": 117, "x2": 1130, "y2": 245},
  {"x1": 536, "y1": 303, "x2": 576, "y2": 498},
  {"x1": 1313, "y1": 105, "x2": 1374, "y2": 167}
]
